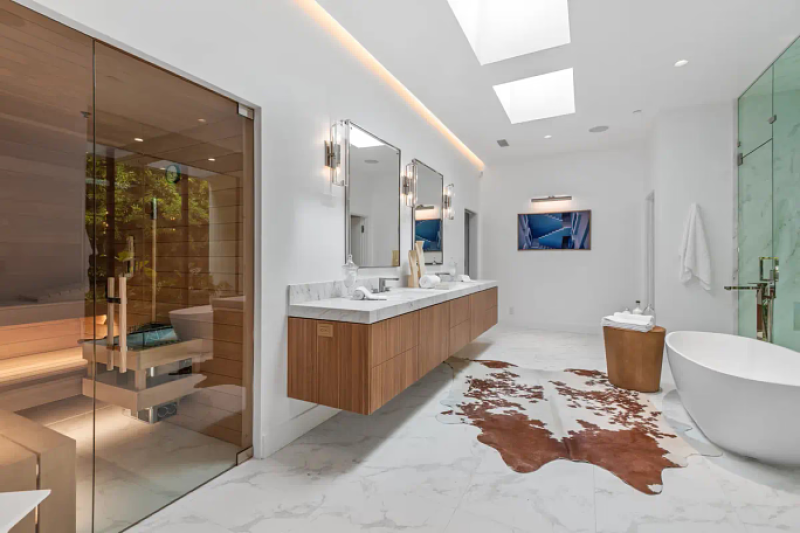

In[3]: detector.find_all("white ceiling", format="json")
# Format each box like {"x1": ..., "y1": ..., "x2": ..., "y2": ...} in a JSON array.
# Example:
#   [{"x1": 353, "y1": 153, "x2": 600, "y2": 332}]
[{"x1": 316, "y1": 0, "x2": 800, "y2": 166}]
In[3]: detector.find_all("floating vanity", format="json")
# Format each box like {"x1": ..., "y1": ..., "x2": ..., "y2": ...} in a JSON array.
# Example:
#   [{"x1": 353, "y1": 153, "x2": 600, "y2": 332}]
[{"x1": 287, "y1": 280, "x2": 498, "y2": 414}]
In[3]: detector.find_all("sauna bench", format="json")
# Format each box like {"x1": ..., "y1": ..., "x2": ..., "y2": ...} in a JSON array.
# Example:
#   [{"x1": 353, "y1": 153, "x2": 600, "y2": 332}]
[{"x1": 288, "y1": 282, "x2": 498, "y2": 415}]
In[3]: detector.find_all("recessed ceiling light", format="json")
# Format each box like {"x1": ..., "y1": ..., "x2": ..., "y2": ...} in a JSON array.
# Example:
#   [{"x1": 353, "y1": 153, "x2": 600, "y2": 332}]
[
  {"x1": 544, "y1": 135, "x2": 553, "y2": 139},
  {"x1": 198, "y1": 118, "x2": 207, "y2": 123},
  {"x1": 447, "y1": 0, "x2": 571, "y2": 65},
  {"x1": 589, "y1": 126, "x2": 609, "y2": 133},
  {"x1": 493, "y1": 68, "x2": 576, "y2": 124},
  {"x1": 674, "y1": 59, "x2": 689, "y2": 68},
  {"x1": 349, "y1": 128, "x2": 385, "y2": 148},
  {"x1": 134, "y1": 137, "x2": 144, "y2": 142},
  {"x1": 208, "y1": 158, "x2": 216, "y2": 162}
]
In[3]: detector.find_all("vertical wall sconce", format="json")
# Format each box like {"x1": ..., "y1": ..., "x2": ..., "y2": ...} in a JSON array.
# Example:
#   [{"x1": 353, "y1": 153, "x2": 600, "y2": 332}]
[
  {"x1": 443, "y1": 183, "x2": 455, "y2": 220},
  {"x1": 403, "y1": 163, "x2": 417, "y2": 207},
  {"x1": 326, "y1": 122, "x2": 345, "y2": 187}
]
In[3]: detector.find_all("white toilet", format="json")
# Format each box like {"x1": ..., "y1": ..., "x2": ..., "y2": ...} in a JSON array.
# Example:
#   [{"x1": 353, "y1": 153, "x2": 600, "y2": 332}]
[{"x1": 169, "y1": 305, "x2": 214, "y2": 342}]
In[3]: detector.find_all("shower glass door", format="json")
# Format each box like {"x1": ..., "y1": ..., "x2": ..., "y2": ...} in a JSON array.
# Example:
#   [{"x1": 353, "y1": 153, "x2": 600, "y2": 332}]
[
  {"x1": 0, "y1": 4, "x2": 254, "y2": 533},
  {"x1": 771, "y1": 39, "x2": 800, "y2": 350},
  {"x1": 91, "y1": 43, "x2": 254, "y2": 533},
  {"x1": 738, "y1": 37, "x2": 800, "y2": 350}
]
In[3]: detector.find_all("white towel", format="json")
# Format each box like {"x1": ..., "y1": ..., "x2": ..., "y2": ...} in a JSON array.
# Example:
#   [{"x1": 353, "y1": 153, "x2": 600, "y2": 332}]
[
  {"x1": 419, "y1": 274, "x2": 441, "y2": 289},
  {"x1": 601, "y1": 318, "x2": 654, "y2": 333},
  {"x1": 611, "y1": 312, "x2": 654, "y2": 326},
  {"x1": 602, "y1": 311, "x2": 655, "y2": 333},
  {"x1": 458, "y1": 275, "x2": 472, "y2": 282},
  {"x1": 351, "y1": 287, "x2": 388, "y2": 301},
  {"x1": 679, "y1": 203, "x2": 711, "y2": 291}
]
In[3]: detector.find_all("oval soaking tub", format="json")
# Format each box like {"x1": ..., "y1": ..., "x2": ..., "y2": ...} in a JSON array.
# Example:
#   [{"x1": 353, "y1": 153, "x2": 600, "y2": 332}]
[{"x1": 666, "y1": 331, "x2": 800, "y2": 465}]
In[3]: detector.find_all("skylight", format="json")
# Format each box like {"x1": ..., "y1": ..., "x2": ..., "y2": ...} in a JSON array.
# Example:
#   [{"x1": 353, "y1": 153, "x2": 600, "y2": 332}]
[
  {"x1": 493, "y1": 69, "x2": 576, "y2": 124},
  {"x1": 447, "y1": 0, "x2": 571, "y2": 65}
]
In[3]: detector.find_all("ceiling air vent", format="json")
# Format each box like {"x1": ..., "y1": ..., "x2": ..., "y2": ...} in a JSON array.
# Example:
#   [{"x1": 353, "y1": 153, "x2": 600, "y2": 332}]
[{"x1": 497, "y1": 139, "x2": 510, "y2": 148}]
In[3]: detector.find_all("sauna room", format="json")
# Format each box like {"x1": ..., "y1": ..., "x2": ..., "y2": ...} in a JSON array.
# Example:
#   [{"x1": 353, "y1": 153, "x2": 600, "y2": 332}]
[{"x1": 0, "y1": 4, "x2": 254, "y2": 532}]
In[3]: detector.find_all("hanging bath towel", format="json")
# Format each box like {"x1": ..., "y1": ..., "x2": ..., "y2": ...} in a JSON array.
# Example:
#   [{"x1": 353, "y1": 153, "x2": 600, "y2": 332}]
[{"x1": 679, "y1": 203, "x2": 711, "y2": 291}]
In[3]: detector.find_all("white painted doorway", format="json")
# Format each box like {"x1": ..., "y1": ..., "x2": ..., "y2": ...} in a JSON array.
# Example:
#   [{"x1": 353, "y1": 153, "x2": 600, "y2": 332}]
[
  {"x1": 464, "y1": 209, "x2": 478, "y2": 278},
  {"x1": 350, "y1": 214, "x2": 368, "y2": 266}
]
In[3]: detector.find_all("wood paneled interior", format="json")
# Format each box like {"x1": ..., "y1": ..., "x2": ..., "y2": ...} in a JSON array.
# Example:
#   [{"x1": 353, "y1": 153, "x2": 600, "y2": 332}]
[
  {"x1": 288, "y1": 287, "x2": 498, "y2": 415},
  {"x1": 165, "y1": 302, "x2": 247, "y2": 447},
  {"x1": 0, "y1": 435, "x2": 37, "y2": 533},
  {"x1": 0, "y1": 0, "x2": 256, "y2": 454},
  {"x1": 0, "y1": 409, "x2": 76, "y2": 533}
]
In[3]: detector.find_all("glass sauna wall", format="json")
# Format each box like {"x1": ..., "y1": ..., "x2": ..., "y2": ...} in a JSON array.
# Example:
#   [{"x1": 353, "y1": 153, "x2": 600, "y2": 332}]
[
  {"x1": 0, "y1": 3, "x2": 255, "y2": 533},
  {"x1": 738, "y1": 37, "x2": 800, "y2": 350}
]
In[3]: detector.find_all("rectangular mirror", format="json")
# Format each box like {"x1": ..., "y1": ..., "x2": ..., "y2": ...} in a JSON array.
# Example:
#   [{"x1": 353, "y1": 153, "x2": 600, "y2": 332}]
[
  {"x1": 342, "y1": 121, "x2": 402, "y2": 268},
  {"x1": 410, "y1": 159, "x2": 445, "y2": 265}
]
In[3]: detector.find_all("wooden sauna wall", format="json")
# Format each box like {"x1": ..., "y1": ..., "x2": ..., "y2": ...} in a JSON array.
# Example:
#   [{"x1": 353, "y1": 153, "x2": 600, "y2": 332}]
[{"x1": 111, "y1": 170, "x2": 244, "y2": 329}]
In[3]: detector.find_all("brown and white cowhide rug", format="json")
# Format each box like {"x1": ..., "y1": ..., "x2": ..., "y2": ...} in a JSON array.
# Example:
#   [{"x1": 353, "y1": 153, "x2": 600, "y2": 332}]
[{"x1": 438, "y1": 359, "x2": 699, "y2": 495}]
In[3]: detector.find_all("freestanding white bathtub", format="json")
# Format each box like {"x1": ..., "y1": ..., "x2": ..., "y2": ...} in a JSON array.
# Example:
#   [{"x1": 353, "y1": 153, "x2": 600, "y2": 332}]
[{"x1": 666, "y1": 331, "x2": 800, "y2": 465}]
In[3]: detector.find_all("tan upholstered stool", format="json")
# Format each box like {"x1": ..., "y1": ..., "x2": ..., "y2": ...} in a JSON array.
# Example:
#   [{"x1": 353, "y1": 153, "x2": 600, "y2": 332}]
[{"x1": 603, "y1": 326, "x2": 666, "y2": 393}]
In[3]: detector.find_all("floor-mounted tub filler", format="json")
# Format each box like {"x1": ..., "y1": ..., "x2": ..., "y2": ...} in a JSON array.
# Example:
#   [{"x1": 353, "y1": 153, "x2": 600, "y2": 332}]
[{"x1": 666, "y1": 331, "x2": 800, "y2": 465}]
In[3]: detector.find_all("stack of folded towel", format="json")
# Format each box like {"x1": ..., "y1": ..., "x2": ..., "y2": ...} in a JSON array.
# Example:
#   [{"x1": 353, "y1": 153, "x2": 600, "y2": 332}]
[{"x1": 601, "y1": 312, "x2": 655, "y2": 333}]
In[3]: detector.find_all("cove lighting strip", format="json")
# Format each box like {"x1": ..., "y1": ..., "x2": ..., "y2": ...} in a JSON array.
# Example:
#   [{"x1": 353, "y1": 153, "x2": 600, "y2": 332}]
[{"x1": 296, "y1": 0, "x2": 485, "y2": 170}]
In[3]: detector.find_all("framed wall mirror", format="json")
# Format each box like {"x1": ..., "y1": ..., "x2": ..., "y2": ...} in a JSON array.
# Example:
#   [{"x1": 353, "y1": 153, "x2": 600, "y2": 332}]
[
  {"x1": 340, "y1": 121, "x2": 402, "y2": 268},
  {"x1": 410, "y1": 159, "x2": 445, "y2": 265}
]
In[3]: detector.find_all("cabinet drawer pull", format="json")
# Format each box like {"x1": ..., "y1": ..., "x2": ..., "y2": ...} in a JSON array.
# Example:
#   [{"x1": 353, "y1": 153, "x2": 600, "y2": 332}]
[{"x1": 317, "y1": 324, "x2": 334, "y2": 338}]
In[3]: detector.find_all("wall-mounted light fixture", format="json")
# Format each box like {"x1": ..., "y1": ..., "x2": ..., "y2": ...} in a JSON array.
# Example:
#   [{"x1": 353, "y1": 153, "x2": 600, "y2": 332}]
[
  {"x1": 403, "y1": 163, "x2": 417, "y2": 207},
  {"x1": 443, "y1": 184, "x2": 455, "y2": 220},
  {"x1": 531, "y1": 195, "x2": 572, "y2": 203},
  {"x1": 326, "y1": 122, "x2": 345, "y2": 187}
]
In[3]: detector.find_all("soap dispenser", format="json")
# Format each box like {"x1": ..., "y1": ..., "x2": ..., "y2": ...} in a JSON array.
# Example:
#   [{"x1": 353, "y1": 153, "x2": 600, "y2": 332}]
[
  {"x1": 632, "y1": 300, "x2": 643, "y2": 315},
  {"x1": 343, "y1": 255, "x2": 359, "y2": 296}
]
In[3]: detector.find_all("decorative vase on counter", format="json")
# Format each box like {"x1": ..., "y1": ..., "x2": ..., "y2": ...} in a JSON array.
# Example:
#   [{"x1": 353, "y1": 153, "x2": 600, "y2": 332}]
[{"x1": 343, "y1": 255, "x2": 359, "y2": 296}]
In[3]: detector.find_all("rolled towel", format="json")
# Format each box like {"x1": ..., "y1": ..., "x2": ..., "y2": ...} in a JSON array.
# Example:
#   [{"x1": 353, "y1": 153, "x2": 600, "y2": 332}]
[
  {"x1": 458, "y1": 275, "x2": 472, "y2": 282},
  {"x1": 351, "y1": 286, "x2": 388, "y2": 301},
  {"x1": 419, "y1": 274, "x2": 441, "y2": 289}
]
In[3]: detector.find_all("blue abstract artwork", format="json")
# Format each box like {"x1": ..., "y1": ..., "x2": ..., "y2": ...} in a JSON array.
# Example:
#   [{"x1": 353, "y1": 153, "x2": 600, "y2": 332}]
[
  {"x1": 518, "y1": 211, "x2": 591, "y2": 250},
  {"x1": 415, "y1": 219, "x2": 443, "y2": 252}
]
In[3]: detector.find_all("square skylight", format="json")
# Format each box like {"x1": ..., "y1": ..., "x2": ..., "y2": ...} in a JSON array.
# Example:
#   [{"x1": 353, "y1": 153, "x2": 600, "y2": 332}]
[
  {"x1": 493, "y1": 69, "x2": 576, "y2": 124},
  {"x1": 447, "y1": 0, "x2": 571, "y2": 65}
]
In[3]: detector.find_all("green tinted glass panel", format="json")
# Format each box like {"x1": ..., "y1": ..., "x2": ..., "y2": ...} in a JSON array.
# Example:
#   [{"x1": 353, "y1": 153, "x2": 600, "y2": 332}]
[
  {"x1": 772, "y1": 38, "x2": 800, "y2": 350},
  {"x1": 738, "y1": 67, "x2": 773, "y2": 157}
]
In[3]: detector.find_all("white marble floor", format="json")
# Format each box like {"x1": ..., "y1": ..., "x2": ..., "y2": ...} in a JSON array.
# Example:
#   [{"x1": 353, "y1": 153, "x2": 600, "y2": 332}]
[
  {"x1": 127, "y1": 324, "x2": 800, "y2": 533},
  {"x1": 20, "y1": 395, "x2": 239, "y2": 533}
]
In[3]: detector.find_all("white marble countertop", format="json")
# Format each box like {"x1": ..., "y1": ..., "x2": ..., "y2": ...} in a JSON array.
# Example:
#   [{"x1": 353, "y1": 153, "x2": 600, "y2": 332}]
[{"x1": 288, "y1": 280, "x2": 498, "y2": 324}]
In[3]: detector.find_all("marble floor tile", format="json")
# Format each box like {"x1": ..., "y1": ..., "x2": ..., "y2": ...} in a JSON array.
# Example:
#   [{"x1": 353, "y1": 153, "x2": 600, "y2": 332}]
[
  {"x1": 594, "y1": 455, "x2": 747, "y2": 533},
  {"x1": 455, "y1": 454, "x2": 596, "y2": 533},
  {"x1": 125, "y1": 324, "x2": 800, "y2": 533}
]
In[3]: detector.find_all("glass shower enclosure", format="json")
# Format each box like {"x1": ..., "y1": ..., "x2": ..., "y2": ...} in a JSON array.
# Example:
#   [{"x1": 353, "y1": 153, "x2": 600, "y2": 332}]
[
  {"x1": 0, "y1": 3, "x2": 254, "y2": 533},
  {"x1": 738, "y1": 37, "x2": 800, "y2": 350}
]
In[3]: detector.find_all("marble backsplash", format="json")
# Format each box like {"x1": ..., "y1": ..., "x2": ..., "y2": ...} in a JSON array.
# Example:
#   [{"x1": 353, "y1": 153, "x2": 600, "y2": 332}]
[{"x1": 288, "y1": 278, "x2": 380, "y2": 305}]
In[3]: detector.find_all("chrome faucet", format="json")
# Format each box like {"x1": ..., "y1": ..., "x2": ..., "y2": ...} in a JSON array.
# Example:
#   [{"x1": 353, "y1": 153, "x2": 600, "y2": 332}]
[
  {"x1": 725, "y1": 257, "x2": 779, "y2": 343},
  {"x1": 378, "y1": 277, "x2": 399, "y2": 293}
]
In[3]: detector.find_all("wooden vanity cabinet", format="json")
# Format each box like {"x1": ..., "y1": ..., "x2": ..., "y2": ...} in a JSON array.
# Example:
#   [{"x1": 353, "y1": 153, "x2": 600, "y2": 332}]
[{"x1": 288, "y1": 287, "x2": 498, "y2": 414}]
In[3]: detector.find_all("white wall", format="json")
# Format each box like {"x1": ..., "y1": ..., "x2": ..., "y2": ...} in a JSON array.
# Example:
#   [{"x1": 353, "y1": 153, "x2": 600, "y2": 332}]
[
  {"x1": 649, "y1": 103, "x2": 737, "y2": 334},
  {"x1": 480, "y1": 149, "x2": 646, "y2": 333},
  {"x1": 23, "y1": 0, "x2": 483, "y2": 457}
]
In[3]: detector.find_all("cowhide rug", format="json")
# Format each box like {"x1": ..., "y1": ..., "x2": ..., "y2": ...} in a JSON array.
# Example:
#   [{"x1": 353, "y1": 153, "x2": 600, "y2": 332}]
[{"x1": 438, "y1": 359, "x2": 699, "y2": 495}]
